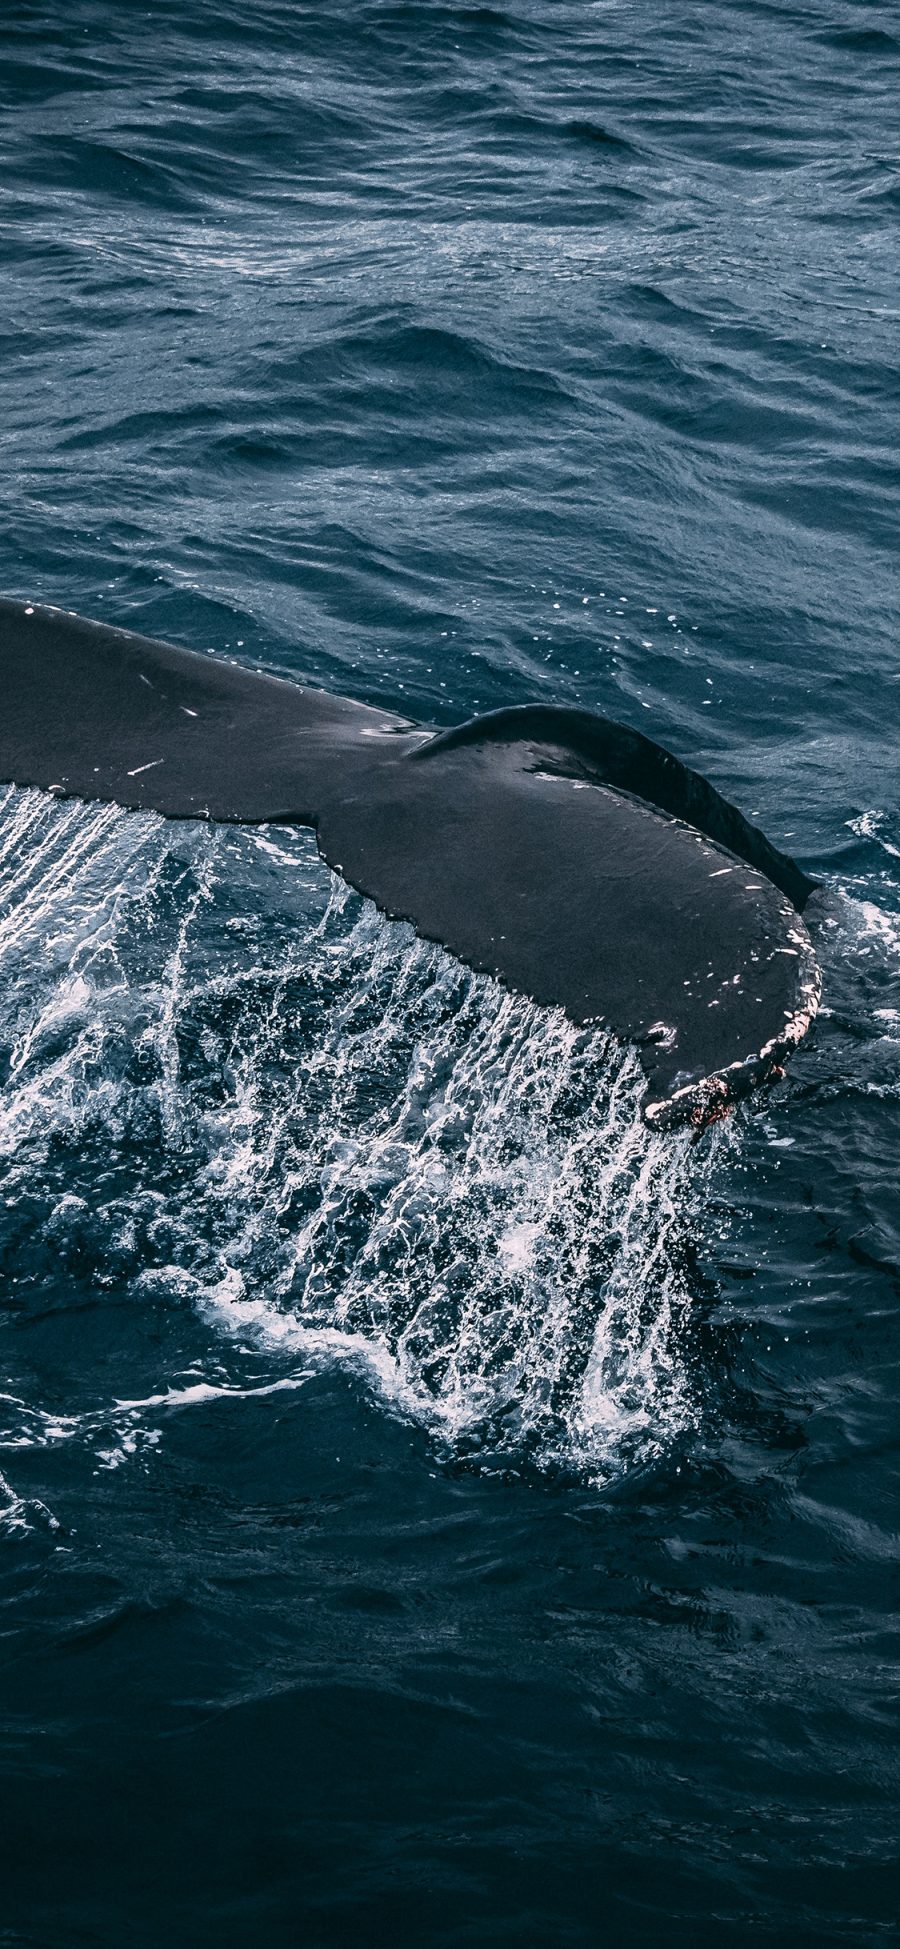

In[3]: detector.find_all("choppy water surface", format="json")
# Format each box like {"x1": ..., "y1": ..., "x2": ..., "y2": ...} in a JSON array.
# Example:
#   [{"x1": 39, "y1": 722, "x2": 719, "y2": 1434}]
[{"x1": 1, "y1": 4, "x2": 899, "y2": 1944}]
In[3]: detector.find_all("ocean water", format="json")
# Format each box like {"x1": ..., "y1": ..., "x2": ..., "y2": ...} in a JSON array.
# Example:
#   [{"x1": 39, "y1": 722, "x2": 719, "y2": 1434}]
[{"x1": 1, "y1": 3, "x2": 899, "y2": 1943}]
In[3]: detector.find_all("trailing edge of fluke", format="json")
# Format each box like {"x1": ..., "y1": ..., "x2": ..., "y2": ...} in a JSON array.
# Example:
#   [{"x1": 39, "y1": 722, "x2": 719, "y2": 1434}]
[{"x1": 0, "y1": 598, "x2": 821, "y2": 1127}]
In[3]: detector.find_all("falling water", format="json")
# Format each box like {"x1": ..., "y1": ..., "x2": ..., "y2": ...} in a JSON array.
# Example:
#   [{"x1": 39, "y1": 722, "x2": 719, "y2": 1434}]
[{"x1": 0, "y1": 788, "x2": 726, "y2": 1483}]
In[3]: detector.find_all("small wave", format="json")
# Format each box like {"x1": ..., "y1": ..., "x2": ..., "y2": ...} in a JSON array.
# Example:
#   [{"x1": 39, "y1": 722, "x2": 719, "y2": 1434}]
[
  {"x1": 257, "y1": 317, "x2": 575, "y2": 421},
  {"x1": 562, "y1": 118, "x2": 635, "y2": 155},
  {"x1": 846, "y1": 810, "x2": 900, "y2": 865},
  {"x1": 780, "y1": 885, "x2": 900, "y2": 1111},
  {"x1": 818, "y1": 885, "x2": 900, "y2": 966},
  {"x1": 0, "y1": 1372, "x2": 312, "y2": 1477},
  {"x1": 0, "y1": 1466, "x2": 60, "y2": 1538},
  {"x1": 812, "y1": 26, "x2": 899, "y2": 56}
]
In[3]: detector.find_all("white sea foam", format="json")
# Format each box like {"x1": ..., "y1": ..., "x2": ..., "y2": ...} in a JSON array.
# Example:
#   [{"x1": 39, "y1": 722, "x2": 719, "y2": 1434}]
[
  {"x1": 0, "y1": 1464, "x2": 60, "y2": 1537},
  {"x1": 846, "y1": 810, "x2": 900, "y2": 862}
]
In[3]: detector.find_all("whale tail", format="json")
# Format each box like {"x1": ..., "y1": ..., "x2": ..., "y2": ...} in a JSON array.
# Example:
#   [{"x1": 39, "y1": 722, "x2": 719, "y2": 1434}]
[{"x1": 0, "y1": 598, "x2": 820, "y2": 1124}]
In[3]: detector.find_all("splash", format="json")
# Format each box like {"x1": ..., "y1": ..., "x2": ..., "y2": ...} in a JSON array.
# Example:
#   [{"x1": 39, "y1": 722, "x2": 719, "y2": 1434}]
[
  {"x1": 0, "y1": 789, "x2": 723, "y2": 1483},
  {"x1": 801, "y1": 883, "x2": 900, "y2": 1100}
]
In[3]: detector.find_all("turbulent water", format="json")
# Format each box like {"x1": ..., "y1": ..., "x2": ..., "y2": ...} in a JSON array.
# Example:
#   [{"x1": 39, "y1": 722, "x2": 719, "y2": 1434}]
[{"x1": 1, "y1": 4, "x2": 899, "y2": 1944}]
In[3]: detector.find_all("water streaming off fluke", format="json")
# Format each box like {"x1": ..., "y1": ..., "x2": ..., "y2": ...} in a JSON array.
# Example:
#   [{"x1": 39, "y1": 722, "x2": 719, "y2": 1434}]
[{"x1": 0, "y1": 789, "x2": 729, "y2": 1481}]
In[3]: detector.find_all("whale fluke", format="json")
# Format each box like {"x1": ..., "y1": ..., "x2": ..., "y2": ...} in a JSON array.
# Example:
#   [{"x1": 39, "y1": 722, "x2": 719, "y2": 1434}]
[{"x1": 0, "y1": 598, "x2": 820, "y2": 1124}]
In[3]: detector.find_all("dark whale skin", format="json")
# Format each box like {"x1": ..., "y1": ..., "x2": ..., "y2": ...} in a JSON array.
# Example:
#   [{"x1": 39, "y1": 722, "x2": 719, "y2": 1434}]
[{"x1": 0, "y1": 598, "x2": 820, "y2": 1125}]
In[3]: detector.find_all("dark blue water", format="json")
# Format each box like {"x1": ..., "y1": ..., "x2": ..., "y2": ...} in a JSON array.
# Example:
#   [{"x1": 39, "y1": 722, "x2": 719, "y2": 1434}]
[{"x1": 1, "y1": 4, "x2": 899, "y2": 1942}]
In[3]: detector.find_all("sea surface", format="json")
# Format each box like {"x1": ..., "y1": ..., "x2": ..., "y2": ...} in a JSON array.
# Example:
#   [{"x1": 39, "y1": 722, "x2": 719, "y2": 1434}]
[{"x1": 1, "y1": 3, "x2": 899, "y2": 1943}]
